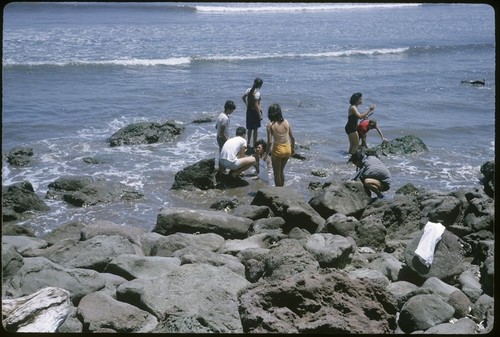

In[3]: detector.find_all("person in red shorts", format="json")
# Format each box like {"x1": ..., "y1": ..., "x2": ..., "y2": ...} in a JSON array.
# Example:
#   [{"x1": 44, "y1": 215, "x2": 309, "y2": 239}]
[{"x1": 357, "y1": 119, "x2": 388, "y2": 150}]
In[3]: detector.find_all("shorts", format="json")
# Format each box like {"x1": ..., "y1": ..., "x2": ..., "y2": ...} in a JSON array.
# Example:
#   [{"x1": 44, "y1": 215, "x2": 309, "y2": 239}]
[
  {"x1": 220, "y1": 158, "x2": 241, "y2": 170},
  {"x1": 246, "y1": 109, "x2": 261, "y2": 130},
  {"x1": 272, "y1": 143, "x2": 292, "y2": 159},
  {"x1": 217, "y1": 136, "x2": 226, "y2": 151}
]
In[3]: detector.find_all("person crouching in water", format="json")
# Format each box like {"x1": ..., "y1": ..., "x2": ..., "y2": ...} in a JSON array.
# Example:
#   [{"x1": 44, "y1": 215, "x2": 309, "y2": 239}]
[
  {"x1": 219, "y1": 126, "x2": 256, "y2": 178},
  {"x1": 349, "y1": 151, "x2": 391, "y2": 199},
  {"x1": 265, "y1": 104, "x2": 295, "y2": 187}
]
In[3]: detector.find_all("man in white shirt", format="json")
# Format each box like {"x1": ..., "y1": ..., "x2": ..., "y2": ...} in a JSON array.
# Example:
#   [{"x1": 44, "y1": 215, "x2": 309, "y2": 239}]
[
  {"x1": 215, "y1": 100, "x2": 236, "y2": 151},
  {"x1": 220, "y1": 126, "x2": 256, "y2": 178}
]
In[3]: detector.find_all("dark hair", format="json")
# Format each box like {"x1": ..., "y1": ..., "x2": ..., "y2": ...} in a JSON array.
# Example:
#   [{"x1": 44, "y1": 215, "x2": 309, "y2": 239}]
[
  {"x1": 350, "y1": 92, "x2": 362, "y2": 105},
  {"x1": 236, "y1": 126, "x2": 246, "y2": 136},
  {"x1": 224, "y1": 100, "x2": 236, "y2": 111},
  {"x1": 349, "y1": 150, "x2": 364, "y2": 164},
  {"x1": 248, "y1": 78, "x2": 263, "y2": 107},
  {"x1": 253, "y1": 78, "x2": 263, "y2": 88},
  {"x1": 255, "y1": 138, "x2": 267, "y2": 151},
  {"x1": 268, "y1": 104, "x2": 284, "y2": 122}
]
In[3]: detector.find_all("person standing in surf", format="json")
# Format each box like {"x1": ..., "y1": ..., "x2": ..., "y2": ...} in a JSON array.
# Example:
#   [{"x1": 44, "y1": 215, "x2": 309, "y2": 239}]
[
  {"x1": 265, "y1": 103, "x2": 295, "y2": 187},
  {"x1": 345, "y1": 92, "x2": 375, "y2": 154},
  {"x1": 242, "y1": 77, "x2": 263, "y2": 152}
]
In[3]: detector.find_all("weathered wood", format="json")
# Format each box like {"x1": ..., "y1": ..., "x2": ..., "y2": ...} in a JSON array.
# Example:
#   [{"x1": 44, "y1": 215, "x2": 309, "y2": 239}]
[{"x1": 2, "y1": 287, "x2": 70, "y2": 332}]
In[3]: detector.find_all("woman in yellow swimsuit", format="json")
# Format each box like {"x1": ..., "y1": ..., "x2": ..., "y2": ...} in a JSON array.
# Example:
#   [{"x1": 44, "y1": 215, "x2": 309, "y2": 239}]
[{"x1": 265, "y1": 104, "x2": 295, "y2": 187}]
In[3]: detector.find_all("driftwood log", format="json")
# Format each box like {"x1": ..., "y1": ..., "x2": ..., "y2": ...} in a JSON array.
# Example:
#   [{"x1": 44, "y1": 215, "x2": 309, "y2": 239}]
[{"x1": 2, "y1": 287, "x2": 70, "y2": 332}]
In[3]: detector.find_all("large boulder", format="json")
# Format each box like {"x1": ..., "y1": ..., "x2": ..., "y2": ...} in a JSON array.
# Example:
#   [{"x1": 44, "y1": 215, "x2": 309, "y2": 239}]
[
  {"x1": 76, "y1": 292, "x2": 158, "y2": 333},
  {"x1": 3, "y1": 256, "x2": 106, "y2": 306},
  {"x1": 116, "y1": 263, "x2": 250, "y2": 333},
  {"x1": 171, "y1": 158, "x2": 217, "y2": 190},
  {"x1": 46, "y1": 176, "x2": 143, "y2": 207},
  {"x1": 154, "y1": 207, "x2": 253, "y2": 240},
  {"x1": 403, "y1": 229, "x2": 467, "y2": 281},
  {"x1": 304, "y1": 233, "x2": 356, "y2": 268},
  {"x1": 309, "y1": 180, "x2": 371, "y2": 219},
  {"x1": 238, "y1": 268, "x2": 397, "y2": 333},
  {"x1": 6, "y1": 147, "x2": 34, "y2": 167},
  {"x1": 107, "y1": 120, "x2": 184, "y2": 147},
  {"x1": 366, "y1": 134, "x2": 428, "y2": 156},
  {"x1": 251, "y1": 187, "x2": 325, "y2": 234},
  {"x1": 142, "y1": 232, "x2": 225, "y2": 257},
  {"x1": 2, "y1": 181, "x2": 50, "y2": 221},
  {"x1": 398, "y1": 294, "x2": 455, "y2": 333}
]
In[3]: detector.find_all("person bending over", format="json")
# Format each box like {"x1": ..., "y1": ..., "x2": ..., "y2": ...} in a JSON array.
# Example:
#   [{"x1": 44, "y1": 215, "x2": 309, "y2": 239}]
[
  {"x1": 349, "y1": 151, "x2": 391, "y2": 199},
  {"x1": 357, "y1": 119, "x2": 388, "y2": 150},
  {"x1": 219, "y1": 126, "x2": 256, "y2": 178}
]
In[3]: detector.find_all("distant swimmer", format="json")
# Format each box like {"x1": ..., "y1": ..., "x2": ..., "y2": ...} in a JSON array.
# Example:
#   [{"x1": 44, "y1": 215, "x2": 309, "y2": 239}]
[{"x1": 461, "y1": 79, "x2": 485, "y2": 86}]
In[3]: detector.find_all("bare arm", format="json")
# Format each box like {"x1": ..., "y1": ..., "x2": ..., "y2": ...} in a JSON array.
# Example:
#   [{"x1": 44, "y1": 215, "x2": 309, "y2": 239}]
[
  {"x1": 288, "y1": 122, "x2": 295, "y2": 155},
  {"x1": 265, "y1": 123, "x2": 272, "y2": 159},
  {"x1": 350, "y1": 104, "x2": 375, "y2": 119},
  {"x1": 375, "y1": 125, "x2": 387, "y2": 142}
]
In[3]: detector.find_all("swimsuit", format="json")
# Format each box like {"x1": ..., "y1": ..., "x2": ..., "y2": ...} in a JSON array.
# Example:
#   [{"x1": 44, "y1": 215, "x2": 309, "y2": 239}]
[
  {"x1": 345, "y1": 113, "x2": 358, "y2": 134},
  {"x1": 357, "y1": 119, "x2": 370, "y2": 136},
  {"x1": 245, "y1": 89, "x2": 261, "y2": 130},
  {"x1": 270, "y1": 120, "x2": 292, "y2": 159}
]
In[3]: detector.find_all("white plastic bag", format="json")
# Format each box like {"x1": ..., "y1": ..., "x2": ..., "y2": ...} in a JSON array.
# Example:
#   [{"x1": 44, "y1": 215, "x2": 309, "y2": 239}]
[{"x1": 414, "y1": 221, "x2": 445, "y2": 267}]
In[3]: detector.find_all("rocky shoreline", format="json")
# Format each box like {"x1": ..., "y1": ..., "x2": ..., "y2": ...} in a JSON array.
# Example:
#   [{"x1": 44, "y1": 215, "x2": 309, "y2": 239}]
[
  {"x1": 2, "y1": 122, "x2": 495, "y2": 333},
  {"x1": 2, "y1": 162, "x2": 494, "y2": 333}
]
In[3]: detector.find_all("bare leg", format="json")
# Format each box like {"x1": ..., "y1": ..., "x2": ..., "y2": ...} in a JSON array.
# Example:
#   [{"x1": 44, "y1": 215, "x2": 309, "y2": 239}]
[
  {"x1": 348, "y1": 132, "x2": 359, "y2": 154},
  {"x1": 252, "y1": 129, "x2": 258, "y2": 148},
  {"x1": 247, "y1": 130, "x2": 253, "y2": 148},
  {"x1": 272, "y1": 156, "x2": 289, "y2": 186},
  {"x1": 363, "y1": 178, "x2": 384, "y2": 197},
  {"x1": 231, "y1": 156, "x2": 256, "y2": 177}
]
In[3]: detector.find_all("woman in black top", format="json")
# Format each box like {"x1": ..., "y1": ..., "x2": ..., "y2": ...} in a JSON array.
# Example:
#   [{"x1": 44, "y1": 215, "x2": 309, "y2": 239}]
[{"x1": 345, "y1": 92, "x2": 375, "y2": 154}]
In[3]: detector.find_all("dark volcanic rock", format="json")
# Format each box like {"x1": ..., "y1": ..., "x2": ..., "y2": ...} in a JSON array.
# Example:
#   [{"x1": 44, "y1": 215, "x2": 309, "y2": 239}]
[
  {"x1": 6, "y1": 147, "x2": 34, "y2": 167},
  {"x1": 171, "y1": 158, "x2": 217, "y2": 190},
  {"x1": 107, "y1": 120, "x2": 184, "y2": 147},
  {"x1": 238, "y1": 268, "x2": 397, "y2": 334},
  {"x1": 366, "y1": 134, "x2": 428, "y2": 156},
  {"x1": 46, "y1": 176, "x2": 143, "y2": 207},
  {"x1": 2, "y1": 181, "x2": 50, "y2": 221}
]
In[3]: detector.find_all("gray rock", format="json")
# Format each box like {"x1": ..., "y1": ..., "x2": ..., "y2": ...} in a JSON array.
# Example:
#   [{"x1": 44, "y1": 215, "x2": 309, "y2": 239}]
[
  {"x1": 398, "y1": 294, "x2": 455, "y2": 333},
  {"x1": 252, "y1": 187, "x2": 325, "y2": 234},
  {"x1": 423, "y1": 317, "x2": 477, "y2": 334},
  {"x1": 108, "y1": 120, "x2": 184, "y2": 147},
  {"x1": 145, "y1": 232, "x2": 225, "y2": 257},
  {"x1": 262, "y1": 239, "x2": 319, "y2": 280},
  {"x1": 249, "y1": 216, "x2": 285, "y2": 236},
  {"x1": 3, "y1": 256, "x2": 106, "y2": 305},
  {"x1": 2, "y1": 244, "x2": 24, "y2": 282},
  {"x1": 309, "y1": 180, "x2": 371, "y2": 219},
  {"x1": 448, "y1": 290, "x2": 472, "y2": 318},
  {"x1": 480, "y1": 160, "x2": 494, "y2": 198},
  {"x1": 46, "y1": 176, "x2": 143, "y2": 207},
  {"x1": 104, "y1": 254, "x2": 181, "y2": 280},
  {"x1": 419, "y1": 193, "x2": 462, "y2": 226},
  {"x1": 421, "y1": 277, "x2": 461, "y2": 299},
  {"x1": 367, "y1": 252, "x2": 404, "y2": 282},
  {"x1": 304, "y1": 233, "x2": 356, "y2": 268},
  {"x1": 355, "y1": 216, "x2": 387, "y2": 250},
  {"x1": 321, "y1": 213, "x2": 358, "y2": 237},
  {"x1": 236, "y1": 248, "x2": 270, "y2": 283},
  {"x1": 386, "y1": 281, "x2": 420, "y2": 309},
  {"x1": 154, "y1": 207, "x2": 253, "y2": 239},
  {"x1": 232, "y1": 204, "x2": 272, "y2": 220},
  {"x1": 348, "y1": 268, "x2": 390, "y2": 288},
  {"x1": 80, "y1": 220, "x2": 146, "y2": 246},
  {"x1": 116, "y1": 263, "x2": 250, "y2": 333},
  {"x1": 77, "y1": 292, "x2": 158, "y2": 332},
  {"x1": 222, "y1": 233, "x2": 284, "y2": 256},
  {"x1": 458, "y1": 268, "x2": 483, "y2": 303},
  {"x1": 173, "y1": 246, "x2": 245, "y2": 277},
  {"x1": 2, "y1": 235, "x2": 48, "y2": 255},
  {"x1": 42, "y1": 221, "x2": 86, "y2": 246}
]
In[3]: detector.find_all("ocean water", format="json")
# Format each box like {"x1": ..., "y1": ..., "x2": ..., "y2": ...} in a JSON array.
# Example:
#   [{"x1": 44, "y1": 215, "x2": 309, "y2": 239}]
[{"x1": 2, "y1": 2, "x2": 495, "y2": 235}]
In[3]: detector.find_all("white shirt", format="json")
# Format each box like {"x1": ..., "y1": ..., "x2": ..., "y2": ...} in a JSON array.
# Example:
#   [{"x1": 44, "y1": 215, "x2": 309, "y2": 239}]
[
  {"x1": 220, "y1": 136, "x2": 247, "y2": 162},
  {"x1": 216, "y1": 112, "x2": 230, "y2": 138},
  {"x1": 245, "y1": 88, "x2": 261, "y2": 101}
]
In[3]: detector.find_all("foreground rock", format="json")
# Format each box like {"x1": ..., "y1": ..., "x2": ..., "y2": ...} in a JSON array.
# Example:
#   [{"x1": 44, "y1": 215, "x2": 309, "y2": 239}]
[
  {"x1": 1, "y1": 162, "x2": 494, "y2": 333},
  {"x1": 238, "y1": 268, "x2": 397, "y2": 333},
  {"x1": 107, "y1": 120, "x2": 184, "y2": 147}
]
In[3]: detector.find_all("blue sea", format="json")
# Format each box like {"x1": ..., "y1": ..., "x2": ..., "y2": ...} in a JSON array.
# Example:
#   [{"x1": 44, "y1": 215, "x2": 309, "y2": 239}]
[{"x1": 2, "y1": 2, "x2": 495, "y2": 235}]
